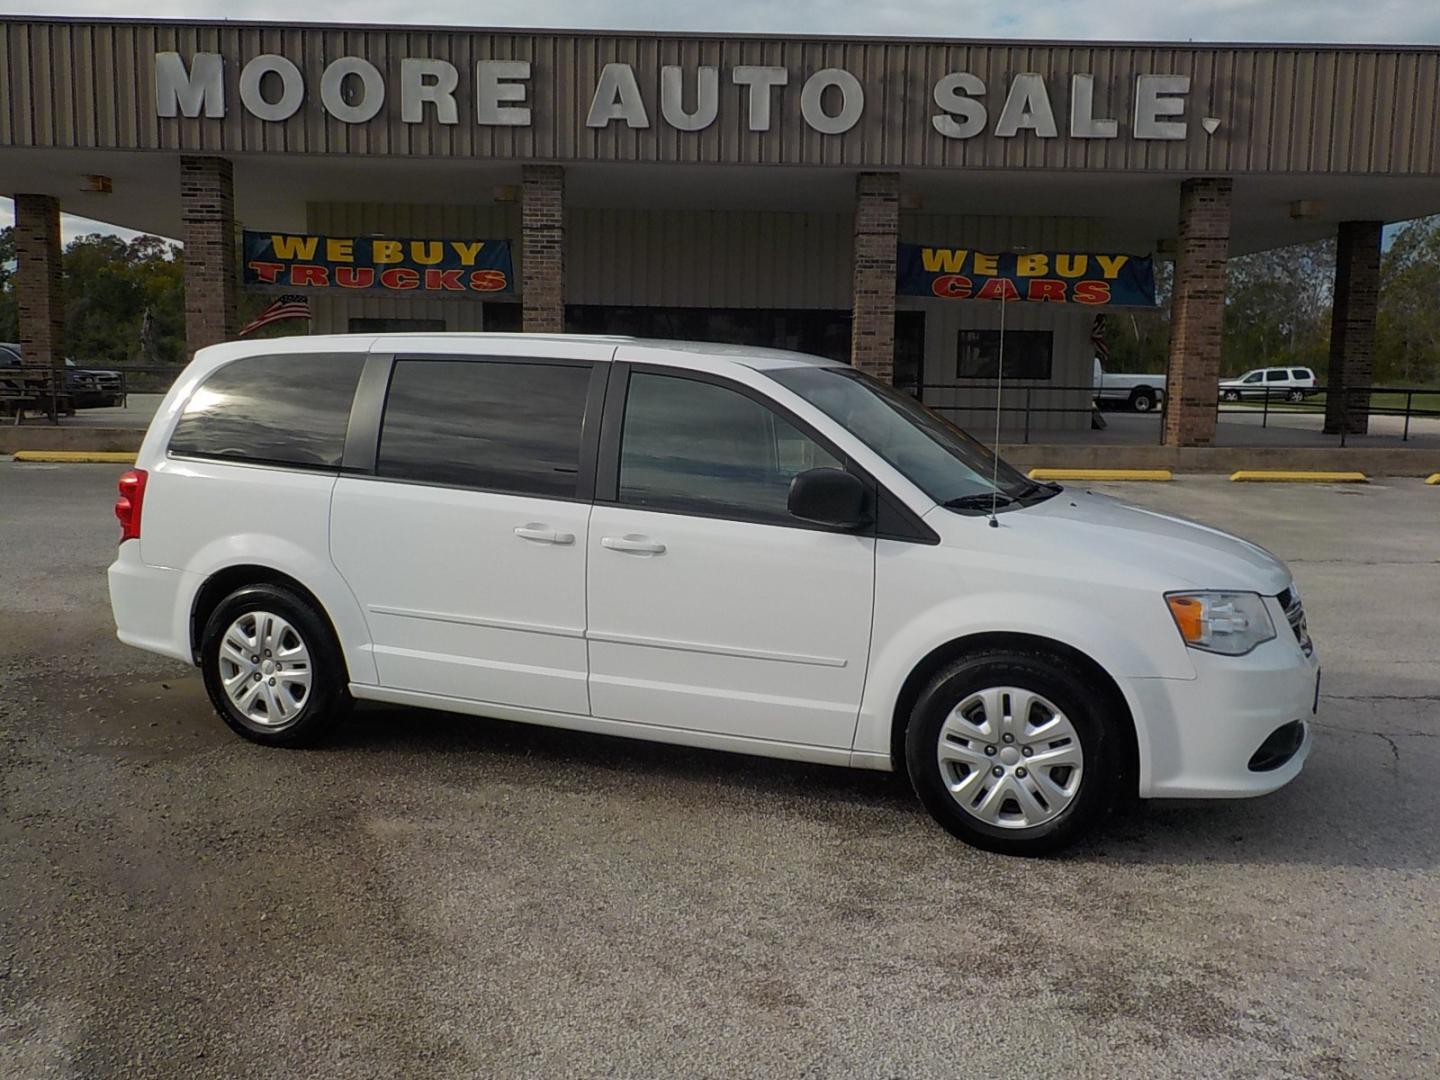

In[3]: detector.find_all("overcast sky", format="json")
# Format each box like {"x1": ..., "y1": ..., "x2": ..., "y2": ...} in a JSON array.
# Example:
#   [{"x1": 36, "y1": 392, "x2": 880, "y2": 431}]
[
  {"x1": 5, "y1": 1, "x2": 1440, "y2": 43},
  {"x1": 3, "y1": 2, "x2": 1438, "y2": 239}
]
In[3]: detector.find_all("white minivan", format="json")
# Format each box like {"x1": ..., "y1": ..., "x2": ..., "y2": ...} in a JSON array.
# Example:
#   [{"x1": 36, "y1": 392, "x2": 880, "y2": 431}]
[{"x1": 110, "y1": 335, "x2": 1318, "y2": 855}]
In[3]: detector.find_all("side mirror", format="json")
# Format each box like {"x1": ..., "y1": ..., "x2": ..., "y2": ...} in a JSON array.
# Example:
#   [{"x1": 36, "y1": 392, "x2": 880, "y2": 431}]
[{"x1": 787, "y1": 468, "x2": 871, "y2": 529}]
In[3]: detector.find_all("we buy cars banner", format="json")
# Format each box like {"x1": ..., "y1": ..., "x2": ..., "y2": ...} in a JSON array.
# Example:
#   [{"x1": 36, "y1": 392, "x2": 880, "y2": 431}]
[
  {"x1": 243, "y1": 231, "x2": 514, "y2": 295},
  {"x1": 897, "y1": 244, "x2": 1156, "y2": 306}
]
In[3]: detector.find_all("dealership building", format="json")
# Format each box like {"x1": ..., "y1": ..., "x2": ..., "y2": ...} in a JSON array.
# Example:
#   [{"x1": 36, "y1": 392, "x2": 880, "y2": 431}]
[{"x1": 3, "y1": 17, "x2": 1439, "y2": 444}]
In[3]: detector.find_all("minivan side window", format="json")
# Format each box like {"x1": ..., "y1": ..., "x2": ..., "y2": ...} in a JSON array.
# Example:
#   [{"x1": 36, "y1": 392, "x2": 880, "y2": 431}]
[
  {"x1": 617, "y1": 371, "x2": 842, "y2": 524},
  {"x1": 169, "y1": 353, "x2": 365, "y2": 469},
  {"x1": 1291, "y1": 369, "x2": 1312, "y2": 380},
  {"x1": 1265, "y1": 370, "x2": 1287, "y2": 381},
  {"x1": 377, "y1": 358, "x2": 591, "y2": 498}
]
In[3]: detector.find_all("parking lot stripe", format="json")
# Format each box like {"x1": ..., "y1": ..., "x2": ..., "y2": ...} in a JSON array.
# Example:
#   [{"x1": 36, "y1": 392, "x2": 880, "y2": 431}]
[
  {"x1": 11, "y1": 450, "x2": 137, "y2": 464},
  {"x1": 1027, "y1": 468, "x2": 1173, "y2": 481},
  {"x1": 1426, "y1": 473, "x2": 1440, "y2": 485},
  {"x1": 1229, "y1": 470, "x2": 1368, "y2": 483}
]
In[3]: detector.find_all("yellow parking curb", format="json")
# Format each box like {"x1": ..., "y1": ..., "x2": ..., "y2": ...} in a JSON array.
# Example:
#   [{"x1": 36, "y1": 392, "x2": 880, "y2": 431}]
[
  {"x1": 11, "y1": 450, "x2": 136, "y2": 464},
  {"x1": 1426, "y1": 473, "x2": 1440, "y2": 485},
  {"x1": 1028, "y1": 468, "x2": 1173, "y2": 482},
  {"x1": 1229, "y1": 470, "x2": 1368, "y2": 483}
]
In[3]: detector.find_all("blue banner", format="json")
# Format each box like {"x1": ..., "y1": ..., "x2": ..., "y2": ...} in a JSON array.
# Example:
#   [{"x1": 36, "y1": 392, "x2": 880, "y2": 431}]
[
  {"x1": 897, "y1": 244, "x2": 1156, "y2": 306},
  {"x1": 243, "y1": 231, "x2": 513, "y2": 295}
]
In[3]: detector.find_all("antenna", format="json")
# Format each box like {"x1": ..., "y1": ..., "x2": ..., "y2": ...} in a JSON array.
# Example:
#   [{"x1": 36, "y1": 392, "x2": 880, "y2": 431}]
[{"x1": 988, "y1": 286, "x2": 1007, "y2": 528}]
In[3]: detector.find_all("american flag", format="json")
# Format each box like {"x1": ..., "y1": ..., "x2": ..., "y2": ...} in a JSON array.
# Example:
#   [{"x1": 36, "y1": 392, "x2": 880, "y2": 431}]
[
  {"x1": 1090, "y1": 313, "x2": 1110, "y2": 362},
  {"x1": 239, "y1": 294, "x2": 311, "y2": 337}
]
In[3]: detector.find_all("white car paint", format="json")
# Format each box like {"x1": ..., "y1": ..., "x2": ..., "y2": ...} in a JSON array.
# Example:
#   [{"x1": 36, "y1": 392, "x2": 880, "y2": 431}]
[{"x1": 110, "y1": 333, "x2": 1318, "y2": 805}]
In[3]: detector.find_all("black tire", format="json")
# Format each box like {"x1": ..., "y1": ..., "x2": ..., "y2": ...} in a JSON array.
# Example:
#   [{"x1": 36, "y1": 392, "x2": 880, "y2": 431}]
[
  {"x1": 1286, "y1": 389, "x2": 1304, "y2": 403},
  {"x1": 1129, "y1": 388, "x2": 1155, "y2": 413},
  {"x1": 904, "y1": 648, "x2": 1124, "y2": 856},
  {"x1": 1222, "y1": 389, "x2": 1240, "y2": 402},
  {"x1": 200, "y1": 582, "x2": 351, "y2": 747}
]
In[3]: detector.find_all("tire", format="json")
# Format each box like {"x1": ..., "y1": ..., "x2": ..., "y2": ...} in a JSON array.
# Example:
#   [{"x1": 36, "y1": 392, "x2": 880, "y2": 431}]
[
  {"x1": 904, "y1": 649, "x2": 1124, "y2": 856},
  {"x1": 200, "y1": 583, "x2": 351, "y2": 747},
  {"x1": 1286, "y1": 389, "x2": 1304, "y2": 403},
  {"x1": 1222, "y1": 389, "x2": 1240, "y2": 402},
  {"x1": 1129, "y1": 388, "x2": 1155, "y2": 413}
]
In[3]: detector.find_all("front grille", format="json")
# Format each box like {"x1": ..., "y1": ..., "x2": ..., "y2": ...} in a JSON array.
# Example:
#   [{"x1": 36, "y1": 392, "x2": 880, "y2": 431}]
[{"x1": 1277, "y1": 586, "x2": 1312, "y2": 656}]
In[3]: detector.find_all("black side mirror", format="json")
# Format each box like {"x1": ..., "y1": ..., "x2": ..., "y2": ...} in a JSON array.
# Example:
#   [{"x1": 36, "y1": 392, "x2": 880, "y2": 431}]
[{"x1": 787, "y1": 468, "x2": 871, "y2": 529}]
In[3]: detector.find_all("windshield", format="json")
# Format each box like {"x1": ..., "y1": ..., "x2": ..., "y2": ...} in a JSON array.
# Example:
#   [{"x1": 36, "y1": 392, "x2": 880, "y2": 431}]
[{"x1": 767, "y1": 365, "x2": 1053, "y2": 511}]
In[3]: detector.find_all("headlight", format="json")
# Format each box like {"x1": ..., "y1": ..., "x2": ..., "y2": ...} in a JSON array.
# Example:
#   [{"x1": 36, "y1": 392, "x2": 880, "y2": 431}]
[{"x1": 1165, "y1": 591, "x2": 1276, "y2": 656}]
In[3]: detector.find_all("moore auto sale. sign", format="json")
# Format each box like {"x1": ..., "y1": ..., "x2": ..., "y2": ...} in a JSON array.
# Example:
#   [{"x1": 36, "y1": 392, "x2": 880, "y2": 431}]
[{"x1": 157, "y1": 52, "x2": 1219, "y2": 142}]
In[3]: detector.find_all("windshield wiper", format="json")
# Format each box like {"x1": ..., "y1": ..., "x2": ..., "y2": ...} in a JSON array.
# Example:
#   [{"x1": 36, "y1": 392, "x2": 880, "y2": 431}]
[
  {"x1": 1014, "y1": 480, "x2": 1061, "y2": 501},
  {"x1": 943, "y1": 492, "x2": 1018, "y2": 511}
]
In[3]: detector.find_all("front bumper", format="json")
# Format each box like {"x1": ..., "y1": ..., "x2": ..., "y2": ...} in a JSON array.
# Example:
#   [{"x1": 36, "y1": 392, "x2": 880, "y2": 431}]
[{"x1": 1124, "y1": 627, "x2": 1319, "y2": 799}]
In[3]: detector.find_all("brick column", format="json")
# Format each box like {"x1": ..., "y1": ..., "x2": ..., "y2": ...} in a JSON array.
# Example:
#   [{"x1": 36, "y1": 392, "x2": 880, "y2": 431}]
[
  {"x1": 522, "y1": 165, "x2": 565, "y2": 333},
  {"x1": 1162, "y1": 178, "x2": 1232, "y2": 447},
  {"x1": 13, "y1": 194, "x2": 65, "y2": 380},
  {"x1": 180, "y1": 156, "x2": 239, "y2": 357},
  {"x1": 1323, "y1": 220, "x2": 1382, "y2": 436},
  {"x1": 851, "y1": 172, "x2": 900, "y2": 382}
]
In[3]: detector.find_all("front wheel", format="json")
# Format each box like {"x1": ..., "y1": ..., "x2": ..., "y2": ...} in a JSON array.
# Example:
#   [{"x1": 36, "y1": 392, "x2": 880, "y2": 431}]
[
  {"x1": 1222, "y1": 389, "x2": 1240, "y2": 402},
  {"x1": 200, "y1": 583, "x2": 351, "y2": 747},
  {"x1": 905, "y1": 650, "x2": 1124, "y2": 855}
]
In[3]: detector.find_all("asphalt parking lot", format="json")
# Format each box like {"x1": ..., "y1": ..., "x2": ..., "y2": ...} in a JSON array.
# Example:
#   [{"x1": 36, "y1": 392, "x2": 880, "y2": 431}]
[{"x1": 2, "y1": 464, "x2": 1437, "y2": 1079}]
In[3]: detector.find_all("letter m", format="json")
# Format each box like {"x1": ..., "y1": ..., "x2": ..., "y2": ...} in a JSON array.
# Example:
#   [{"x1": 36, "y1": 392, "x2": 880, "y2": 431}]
[{"x1": 155, "y1": 52, "x2": 225, "y2": 119}]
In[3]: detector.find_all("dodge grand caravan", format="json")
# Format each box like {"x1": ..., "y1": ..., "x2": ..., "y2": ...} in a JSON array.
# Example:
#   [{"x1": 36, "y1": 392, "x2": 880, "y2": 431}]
[{"x1": 109, "y1": 335, "x2": 1318, "y2": 855}]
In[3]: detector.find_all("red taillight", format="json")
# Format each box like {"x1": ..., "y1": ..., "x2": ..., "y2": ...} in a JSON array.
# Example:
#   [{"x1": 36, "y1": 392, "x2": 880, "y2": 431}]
[{"x1": 115, "y1": 468, "x2": 147, "y2": 543}]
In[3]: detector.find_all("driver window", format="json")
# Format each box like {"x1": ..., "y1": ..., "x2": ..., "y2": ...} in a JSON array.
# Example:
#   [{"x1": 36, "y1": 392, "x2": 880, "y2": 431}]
[{"x1": 618, "y1": 371, "x2": 842, "y2": 524}]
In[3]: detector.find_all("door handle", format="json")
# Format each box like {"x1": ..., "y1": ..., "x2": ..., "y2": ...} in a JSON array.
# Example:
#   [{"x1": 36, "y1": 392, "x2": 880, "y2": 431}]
[
  {"x1": 601, "y1": 534, "x2": 667, "y2": 555},
  {"x1": 514, "y1": 524, "x2": 575, "y2": 545}
]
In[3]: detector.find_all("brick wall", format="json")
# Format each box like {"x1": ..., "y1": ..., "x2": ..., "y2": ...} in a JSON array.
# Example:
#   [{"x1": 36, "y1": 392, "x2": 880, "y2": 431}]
[
  {"x1": 851, "y1": 172, "x2": 900, "y2": 381},
  {"x1": 1323, "y1": 220, "x2": 1382, "y2": 436},
  {"x1": 522, "y1": 165, "x2": 565, "y2": 333},
  {"x1": 1162, "y1": 178, "x2": 1232, "y2": 447},
  {"x1": 13, "y1": 194, "x2": 64, "y2": 373},
  {"x1": 180, "y1": 156, "x2": 239, "y2": 357}
]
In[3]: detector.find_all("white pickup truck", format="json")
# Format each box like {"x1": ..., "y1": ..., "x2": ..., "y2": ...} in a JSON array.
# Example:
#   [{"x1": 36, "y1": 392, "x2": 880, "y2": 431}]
[{"x1": 1093, "y1": 359, "x2": 1166, "y2": 413}]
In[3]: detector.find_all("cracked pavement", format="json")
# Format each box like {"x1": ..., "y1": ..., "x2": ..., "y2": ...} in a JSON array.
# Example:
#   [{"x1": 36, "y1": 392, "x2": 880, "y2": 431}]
[{"x1": 1, "y1": 464, "x2": 1437, "y2": 1078}]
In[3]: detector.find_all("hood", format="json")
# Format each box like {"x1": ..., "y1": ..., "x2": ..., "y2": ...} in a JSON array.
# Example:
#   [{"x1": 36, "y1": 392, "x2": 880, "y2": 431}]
[{"x1": 1004, "y1": 488, "x2": 1292, "y2": 594}]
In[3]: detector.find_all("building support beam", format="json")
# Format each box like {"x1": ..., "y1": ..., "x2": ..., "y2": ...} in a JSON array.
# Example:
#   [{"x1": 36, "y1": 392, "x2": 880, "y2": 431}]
[
  {"x1": 522, "y1": 165, "x2": 566, "y2": 333},
  {"x1": 850, "y1": 172, "x2": 900, "y2": 382},
  {"x1": 1323, "y1": 220, "x2": 1383, "y2": 436},
  {"x1": 180, "y1": 156, "x2": 239, "y2": 357},
  {"x1": 1162, "y1": 177, "x2": 1233, "y2": 447},
  {"x1": 13, "y1": 194, "x2": 66, "y2": 419}
]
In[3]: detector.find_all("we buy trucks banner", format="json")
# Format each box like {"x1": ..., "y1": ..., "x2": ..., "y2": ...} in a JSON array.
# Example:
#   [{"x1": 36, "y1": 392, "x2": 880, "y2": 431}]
[
  {"x1": 243, "y1": 231, "x2": 514, "y2": 295},
  {"x1": 897, "y1": 244, "x2": 1156, "y2": 306}
]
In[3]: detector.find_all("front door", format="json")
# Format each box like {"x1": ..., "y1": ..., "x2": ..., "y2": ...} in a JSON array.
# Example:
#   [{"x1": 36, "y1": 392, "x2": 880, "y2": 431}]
[
  {"x1": 331, "y1": 351, "x2": 605, "y2": 715},
  {"x1": 586, "y1": 366, "x2": 876, "y2": 749}
]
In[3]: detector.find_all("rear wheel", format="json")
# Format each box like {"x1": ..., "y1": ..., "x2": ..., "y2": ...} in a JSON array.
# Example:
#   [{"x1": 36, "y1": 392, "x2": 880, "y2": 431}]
[
  {"x1": 200, "y1": 583, "x2": 351, "y2": 747},
  {"x1": 1129, "y1": 388, "x2": 1155, "y2": 413},
  {"x1": 905, "y1": 649, "x2": 1124, "y2": 856},
  {"x1": 1286, "y1": 389, "x2": 1305, "y2": 403}
]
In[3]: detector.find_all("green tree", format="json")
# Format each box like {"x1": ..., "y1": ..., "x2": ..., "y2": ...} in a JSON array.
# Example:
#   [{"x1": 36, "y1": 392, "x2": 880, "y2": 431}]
[
  {"x1": 0, "y1": 226, "x2": 16, "y2": 341},
  {"x1": 1376, "y1": 216, "x2": 1440, "y2": 386},
  {"x1": 62, "y1": 232, "x2": 186, "y2": 367},
  {"x1": 1221, "y1": 238, "x2": 1335, "y2": 377}
]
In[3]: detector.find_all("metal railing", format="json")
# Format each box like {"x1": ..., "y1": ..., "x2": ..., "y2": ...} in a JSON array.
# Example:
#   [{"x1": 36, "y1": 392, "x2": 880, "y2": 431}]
[
  {"x1": 1213, "y1": 384, "x2": 1440, "y2": 446},
  {"x1": 912, "y1": 382, "x2": 1137, "y2": 444},
  {"x1": 911, "y1": 380, "x2": 1440, "y2": 446}
]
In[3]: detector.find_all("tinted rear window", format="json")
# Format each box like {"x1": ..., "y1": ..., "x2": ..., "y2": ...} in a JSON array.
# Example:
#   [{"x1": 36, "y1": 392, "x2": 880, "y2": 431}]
[
  {"x1": 169, "y1": 353, "x2": 365, "y2": 468},
  {"x1": 376, "y1": 358, "x2": 592, "y2": 497}
]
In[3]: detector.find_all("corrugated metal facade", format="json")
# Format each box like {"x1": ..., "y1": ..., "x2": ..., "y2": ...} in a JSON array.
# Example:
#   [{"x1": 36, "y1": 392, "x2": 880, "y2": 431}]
[{"x1": 3, "y1": 17, "x2": 1438, "y2": 176}]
